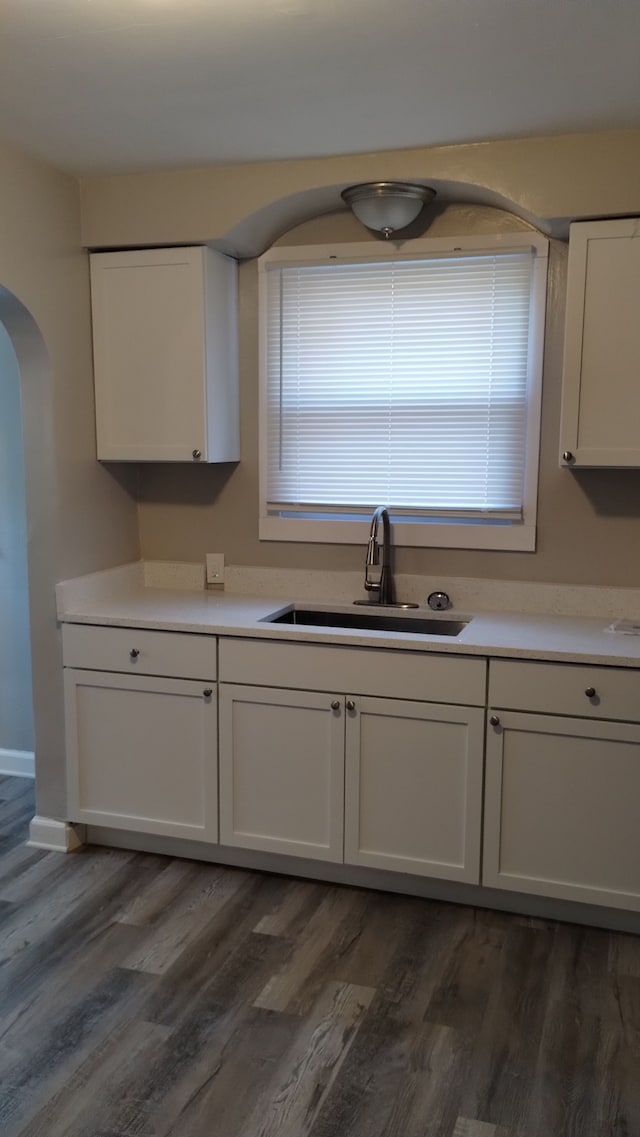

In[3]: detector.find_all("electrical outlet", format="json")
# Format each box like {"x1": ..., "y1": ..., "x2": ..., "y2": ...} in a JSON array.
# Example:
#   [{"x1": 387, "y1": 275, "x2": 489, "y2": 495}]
[{"x1": 206, "y1": 552, "x2": 225, "y2": 584}]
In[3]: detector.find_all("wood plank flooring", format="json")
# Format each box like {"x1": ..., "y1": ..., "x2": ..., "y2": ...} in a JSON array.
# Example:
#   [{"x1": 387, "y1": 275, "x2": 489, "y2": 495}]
[{"x1": 0, "y1": 774, "x2": 639, "y2": 1137}]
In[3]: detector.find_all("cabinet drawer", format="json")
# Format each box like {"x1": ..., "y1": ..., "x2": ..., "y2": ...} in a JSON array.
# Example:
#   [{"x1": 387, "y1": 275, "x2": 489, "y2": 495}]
[
  {"x1": 490, "y1": 659, "x2": 640, "y2": 722},
  {"x1": 62, "y1": 623, "x2": 216, "y2": 681},
  {"x1": 220, "y1": 638, "x2": 486, "y2": 706}
]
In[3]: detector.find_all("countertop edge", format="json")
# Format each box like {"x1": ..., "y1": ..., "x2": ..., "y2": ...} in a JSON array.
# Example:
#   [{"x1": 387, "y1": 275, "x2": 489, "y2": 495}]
[{"x1": 57, "y1": 603, "x2": 640, "y2": 669}]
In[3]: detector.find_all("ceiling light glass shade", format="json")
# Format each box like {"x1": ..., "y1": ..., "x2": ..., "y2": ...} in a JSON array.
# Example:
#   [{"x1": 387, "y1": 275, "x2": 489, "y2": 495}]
[{"x1": 341, "y1": 181, "x2": 436, "y2": 238}]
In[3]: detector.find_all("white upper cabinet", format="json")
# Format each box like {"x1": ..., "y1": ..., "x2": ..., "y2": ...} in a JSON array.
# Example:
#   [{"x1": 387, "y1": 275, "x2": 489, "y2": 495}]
[
  {"x1": 560, "y1": 218, "x2": 640, "y2": 467},
  {"x1": 90, "y1": 246, "x2": 239, "y2": 462}
]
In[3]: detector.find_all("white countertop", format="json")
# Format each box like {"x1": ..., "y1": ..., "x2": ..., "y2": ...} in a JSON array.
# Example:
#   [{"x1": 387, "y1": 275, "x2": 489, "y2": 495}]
[{"x1": 56, "y1": 564, "x2": 640, "y2": 668}]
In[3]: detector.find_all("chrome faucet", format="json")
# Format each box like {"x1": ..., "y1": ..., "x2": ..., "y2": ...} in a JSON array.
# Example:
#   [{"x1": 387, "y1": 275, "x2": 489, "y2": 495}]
[
  {"x1": 354, "y1": 506, "x2": 419, "y2": 609},
  {"x1": 363, "y1": 505, "x2": 394, "y2": 605}
]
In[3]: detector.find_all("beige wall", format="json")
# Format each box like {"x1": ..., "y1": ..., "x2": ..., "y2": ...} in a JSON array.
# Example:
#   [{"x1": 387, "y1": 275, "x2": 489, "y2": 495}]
[
  {"x1": 80, "y1": 129, "x2": 640, "y2": 254},
  {"x1": 0, "y1": 126, "x2": 635, "y2": 821},
  {"x1": 136, "y1": 203, "x2": 640, "y2": 588},
  {"x1": 0, "y1": 139, "x2": 139, "y2": 818},
  {"x1": 80, "y1": 130, "x2": 640, "y2": 590}
]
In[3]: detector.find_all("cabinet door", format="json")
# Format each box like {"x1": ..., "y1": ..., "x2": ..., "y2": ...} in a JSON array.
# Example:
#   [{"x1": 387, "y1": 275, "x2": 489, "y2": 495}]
[
  {"x1": 219, "y1": 685, "x2": 344, "y2": 862},
  {"x1": 560, "y1": 219, "x2": 640, "y2": 467},
  {"x1": 484, "y1": 710, "x2": 640, "y2": 911},
  {"x1": 344, "y1": 696, "x2": 484, "y2": 883},
  {"x1": 91, "y1": 247, "x2": 208, "y2": 462},
  {"x1": 65, "y1": 669, "x2": 218, "y2": 840}
]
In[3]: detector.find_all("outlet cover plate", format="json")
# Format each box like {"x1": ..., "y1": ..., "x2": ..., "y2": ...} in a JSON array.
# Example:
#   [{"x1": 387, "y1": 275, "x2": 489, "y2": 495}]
[{"x1": 206, "y1": 553, "x2": 225, "y2": 584}]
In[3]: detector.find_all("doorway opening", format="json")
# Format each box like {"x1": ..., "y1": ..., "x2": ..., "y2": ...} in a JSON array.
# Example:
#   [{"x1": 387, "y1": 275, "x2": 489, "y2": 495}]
[
  {"x1": 0, "y1": 286, "x2": 54, "y2": 799},
  {"x1": 0, "y1": 320, "x2": 34, "y2": 775}
]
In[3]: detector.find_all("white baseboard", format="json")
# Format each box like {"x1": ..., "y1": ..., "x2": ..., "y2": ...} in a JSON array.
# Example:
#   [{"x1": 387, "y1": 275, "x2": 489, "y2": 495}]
[
  {"x1": 0, "y1": 748, "x2": 35, "y2": 778},
  {"x1": 28, "y1": 815, "x2": 86, "y2": 853}
]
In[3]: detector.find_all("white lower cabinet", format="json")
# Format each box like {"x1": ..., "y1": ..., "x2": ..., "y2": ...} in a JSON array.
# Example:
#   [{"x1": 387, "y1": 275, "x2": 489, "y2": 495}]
[
  {"x1": 344, "y1": 696, "x2": 484, "y2": 883},
  {"x1": 62, "y1": 623, "x2": 640, "y2": 922},
  {"x1": 218, "y1": 684, "x2": 344, "y2": 861},
  {"x1": 65, "y1": 670, "x2": 218, "y2": 840},
  {"x1": 63, "y1": 625, "x2": 218, "y2": 841},
  {"x1": 484, "y1": 659, "x2": 640, "y2": 912},
  {"x1": 218, "y1": 680, "x2": 484, "y2": 881},
  {"x1": 218, "y1": 640, "x2": 486, "y2": 878}
]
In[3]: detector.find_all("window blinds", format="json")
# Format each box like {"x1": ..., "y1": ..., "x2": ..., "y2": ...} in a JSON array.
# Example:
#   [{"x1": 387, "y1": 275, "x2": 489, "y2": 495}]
[{"x1": 265, "y1": 250, "x2": 535, "y2": 519}]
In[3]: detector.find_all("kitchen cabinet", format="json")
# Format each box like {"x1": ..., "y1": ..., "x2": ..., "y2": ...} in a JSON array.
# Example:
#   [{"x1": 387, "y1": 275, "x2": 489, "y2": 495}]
[
  {"x1": 218, "y1": 638, "x2": 486, "y2": 878},
  {"x1": 63, "y1": 624, "x2": 218, "y2": 840},
  {"x1": 58, "y1": 608, "x2": 640, "y2": 923},
  {"x1": 218, "y1": 684, "x2": 344, "y2": 861},
  {"x1": 560, "y1": 218, "x2": 640, "y2": 467},
  {"x1": 344, "y1": 695, "x2": 483, "y2": 883},
  {"x1": 483, "y1": 659, "x2": 640, "y2": 912},
  {"x1": 90, "y1": 246, "x2": 239, "y2": 462}
]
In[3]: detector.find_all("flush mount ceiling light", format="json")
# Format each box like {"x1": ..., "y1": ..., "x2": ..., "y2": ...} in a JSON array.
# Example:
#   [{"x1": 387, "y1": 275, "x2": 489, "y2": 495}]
[{"x1": 341, "y1": 181, "x2": 436, "y2": 239}]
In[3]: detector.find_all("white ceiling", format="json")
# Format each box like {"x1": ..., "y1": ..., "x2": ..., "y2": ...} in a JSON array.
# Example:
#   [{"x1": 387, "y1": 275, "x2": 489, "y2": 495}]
[{"x1": 0, "y1": 0, "x2": 639, "y2": 176}]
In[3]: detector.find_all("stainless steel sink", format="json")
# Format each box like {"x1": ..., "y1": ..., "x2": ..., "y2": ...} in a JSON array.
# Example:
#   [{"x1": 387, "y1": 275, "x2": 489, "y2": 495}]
[{"x1": 263, "y1": 607, "x2": 469, "y2": 636}]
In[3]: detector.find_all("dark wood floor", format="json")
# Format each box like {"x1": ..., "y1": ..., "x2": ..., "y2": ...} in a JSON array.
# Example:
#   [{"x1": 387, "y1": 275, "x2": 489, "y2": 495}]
[{"x1": 0, "y1": 775, "x2": 639, "y2": 1137}]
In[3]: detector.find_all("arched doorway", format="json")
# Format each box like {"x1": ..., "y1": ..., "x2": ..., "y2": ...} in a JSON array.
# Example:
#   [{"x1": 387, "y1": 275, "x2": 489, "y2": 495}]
[
  {"x1": 0, "y1": 286, "x2": 56, "y2": 823},
  {"x1": 0, "y1": 320, "x2": 34, "y2": 775}
]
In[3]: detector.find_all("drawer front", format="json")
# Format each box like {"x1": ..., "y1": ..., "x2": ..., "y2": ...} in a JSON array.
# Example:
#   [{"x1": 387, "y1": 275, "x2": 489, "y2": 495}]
[
  {"x1": 490, "y1": 658, "x2": 640, "y2": 721},
  {"x1": 219, "y1": 638, "x2": 486, "y2": 706},
  {"x1": 62, "y1": 623, "x2": 216, "y2": 681}
]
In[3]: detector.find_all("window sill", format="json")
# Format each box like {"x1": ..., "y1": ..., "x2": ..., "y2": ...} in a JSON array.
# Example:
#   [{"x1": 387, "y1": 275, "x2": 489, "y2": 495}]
[{"x1": 259, "y1": 516, "x2": 536, "y2": 552}]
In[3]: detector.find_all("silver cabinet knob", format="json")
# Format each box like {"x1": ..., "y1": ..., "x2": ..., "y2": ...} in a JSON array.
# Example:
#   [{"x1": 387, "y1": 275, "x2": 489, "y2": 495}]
[
  {"x1": 489, "y1": 714, "x2": 500, "y2": 727},
  {"x1": 346, "y1": 699, "x2": 356, "y2": 712},
  {"x1": 562, "y1": 451, "x2": 574, "y2": 463},
  {"x1": 330, "y1": 700, "x2": 340, "y2": 711},
  {"x1": 129, "y1": 648, "x2": 140, "y2": 659},
  {"x1": 585, "y1": 686, "x2": 596, "y2": 698},
  {"x1": 192, "y1": 449, "x2": 202, "y2": 460},
  {"x1": 203, "y1": 688, "x2": 213, "y2": 697}
]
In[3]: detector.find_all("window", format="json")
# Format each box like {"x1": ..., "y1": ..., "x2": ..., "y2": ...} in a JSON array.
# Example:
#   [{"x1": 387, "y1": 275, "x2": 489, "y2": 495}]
[{"x1": 259, "y1": 233, "x2": 548, "y2": 550}]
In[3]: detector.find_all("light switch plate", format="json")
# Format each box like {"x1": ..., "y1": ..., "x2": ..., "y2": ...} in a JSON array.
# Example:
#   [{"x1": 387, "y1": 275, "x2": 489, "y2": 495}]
[{"x1": 206, "y1": 552, "x2": 225, "y2": 584}]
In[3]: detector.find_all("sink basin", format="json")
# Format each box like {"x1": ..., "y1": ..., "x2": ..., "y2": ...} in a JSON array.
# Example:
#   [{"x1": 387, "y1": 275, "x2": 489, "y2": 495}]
[{"x1": 263, "y1": 607, "x2": 469, "y2": 637}]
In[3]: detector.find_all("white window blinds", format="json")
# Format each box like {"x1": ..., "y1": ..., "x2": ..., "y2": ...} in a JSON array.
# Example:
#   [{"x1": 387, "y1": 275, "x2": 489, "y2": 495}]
[{"x1": 264, "y1": 249, "x2": 536, "y2": 520}]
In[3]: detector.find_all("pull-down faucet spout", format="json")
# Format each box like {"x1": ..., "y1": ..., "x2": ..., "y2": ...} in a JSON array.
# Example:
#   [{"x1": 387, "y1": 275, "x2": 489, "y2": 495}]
[
  {"x1": 363, "y1": 505, "x2": 394, "y2": 605},
  {"x1": 354, "y1": 506, "x2": 419, "y2": 609}
]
